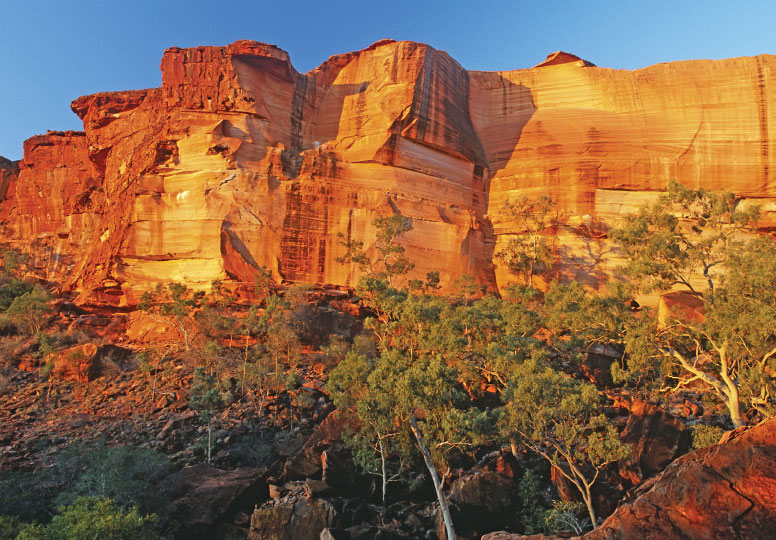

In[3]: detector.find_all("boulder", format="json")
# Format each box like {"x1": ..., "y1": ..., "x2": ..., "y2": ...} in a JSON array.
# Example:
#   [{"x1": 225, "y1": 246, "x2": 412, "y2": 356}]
[
  {"x1": 281, "y1": 409, "x2": 357, "y2": 482},
  {"x1": 449, "y1": 470, "x2": 521, "y2": 538},
  {"x1": 249, "y1": 496, "x2": 339, "y2": 540},
  {"x1": 155, "y1": 465, "x2": 268, "y2": 539},
  {"x1": 49, "y1": 343, "x2": 134, "y2": 383},
  {"x1": 50, "y1": 343, "x2": 99, "y2": 383},
  {"x1": 482, "y1": 417, "x2": 776, "y2": 540},
  {"x1": 322, "y1": 446, "x2": 371, "y2": 497},
  {"x1": 620, "y1": 400, "x2": 691, "y2": 484}
]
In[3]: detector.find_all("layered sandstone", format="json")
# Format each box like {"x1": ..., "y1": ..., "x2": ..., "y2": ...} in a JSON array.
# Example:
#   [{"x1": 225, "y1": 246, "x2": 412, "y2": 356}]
[
  {"x1": 0, "y1": 156, "x2": 18, "y2": 205},
  {"x1": 472, "y1": 51, "x2": 776, "y2": 289},
  {"x1": 3, "y1": 41, "x2": 776, "y2": 303}
]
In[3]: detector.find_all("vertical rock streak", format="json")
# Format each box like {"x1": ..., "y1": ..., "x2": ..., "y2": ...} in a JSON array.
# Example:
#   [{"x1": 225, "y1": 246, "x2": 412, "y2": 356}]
[{"x1": 2, "y1": 42, "x2": 775, "y2": 304}]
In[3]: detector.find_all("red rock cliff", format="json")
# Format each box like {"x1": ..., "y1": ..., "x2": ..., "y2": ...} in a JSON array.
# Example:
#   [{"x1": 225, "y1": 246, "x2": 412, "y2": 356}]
[{"x1": 3, "y1": 41, "x2": 776, "y2": 304}]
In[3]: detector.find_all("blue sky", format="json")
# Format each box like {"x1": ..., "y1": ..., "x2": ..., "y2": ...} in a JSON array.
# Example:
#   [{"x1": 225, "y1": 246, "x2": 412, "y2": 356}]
[{"x1": 2, "y1": 0, "x2": 775, "y2": 160}]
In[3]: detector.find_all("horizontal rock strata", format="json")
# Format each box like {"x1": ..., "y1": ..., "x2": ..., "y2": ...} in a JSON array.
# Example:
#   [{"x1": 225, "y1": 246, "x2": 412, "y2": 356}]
[{"x1": 3, "y1": 42, "x2": 776, "y2": 303}]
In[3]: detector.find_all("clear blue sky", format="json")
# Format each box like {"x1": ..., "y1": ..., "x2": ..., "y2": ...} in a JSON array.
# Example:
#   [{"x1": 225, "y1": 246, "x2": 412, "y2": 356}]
[{"x1": 2, "y1": 0, "x2": 775, "y2": 160}]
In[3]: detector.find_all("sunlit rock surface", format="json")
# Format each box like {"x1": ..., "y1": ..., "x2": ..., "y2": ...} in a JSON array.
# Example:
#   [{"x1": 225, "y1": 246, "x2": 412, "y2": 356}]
[
  {"x1": 482, "y1": 417, "x2": 776, "y2": 540},
  {"x1": 3, "y1": 41, "x2": 776, "y2": 304}
]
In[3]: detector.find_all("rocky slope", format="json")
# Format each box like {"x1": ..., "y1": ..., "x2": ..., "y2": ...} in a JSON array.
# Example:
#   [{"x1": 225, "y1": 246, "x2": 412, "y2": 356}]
[
  {"x1": 482, "y1": 416, "x2": 776, "y2": 540},
  {"x1": 2, "y1": 41, "x2": 776, "y2": 304}
]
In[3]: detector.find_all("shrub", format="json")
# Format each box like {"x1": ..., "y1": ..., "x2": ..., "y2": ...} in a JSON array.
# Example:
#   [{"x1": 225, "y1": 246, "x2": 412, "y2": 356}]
[
  {"x1": 545, "y1": 500, "x2": 589, "y2": 535},
  {"x1": 0, "y1": 515, "x2": 22, "y2": 540},
  {"x1": 7, "y1": 287, "x2": 52, "y2": 336},
  {"x1": 691, "y1": 423, "x2": 725, "y2": 449},
  {"x1": 0, "y1": 278, "x2": 33, "y2": 312},
  {"x1": 518, "y1": 469, "x2": 549, "y2": 534},
  {"x1": 0, "y1": 444, "x2": 173, "y2": 523},
  {"x1": 34, "y1": 497, "x2": 160, "y2": 540},
  {"x1": 53, "y1": 445, "x2": 173, "y2": 510}
]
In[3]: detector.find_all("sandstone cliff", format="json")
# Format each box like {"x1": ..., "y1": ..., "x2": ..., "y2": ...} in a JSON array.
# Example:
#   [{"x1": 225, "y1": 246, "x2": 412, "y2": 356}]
[{"x1": 3, "y1": 41, "x2": 776, "y2": 304}]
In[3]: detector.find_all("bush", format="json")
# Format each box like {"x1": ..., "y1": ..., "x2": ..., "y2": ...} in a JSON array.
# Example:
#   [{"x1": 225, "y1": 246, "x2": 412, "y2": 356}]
[
  {"x1": 691, "y1": 423, "x2": 725, "y2": 449},
  {"x1": 518, "y1": 469, "x2": 549, "y2": 534},
  {"x1": 7, "y1": 287, "x2": 52, "y2": 336},
  {"x1": 0, "y1": 278, "x2": 33, "y2": 312},
  {"x1": 53, "y1": 445, "x2": 174, "y2": 510},
  {"x1": 545, "y1": 500, "x2": 589, "y2": 535},
  {"x1": 21, "y1": 497, "x2": 161, "y2": 540},
  {"x1": 0, "y1": 444, "x2": 173, "y2": 523},
  {"x1": 0, "y1": 515, "x2": 22, "y2": 540}
]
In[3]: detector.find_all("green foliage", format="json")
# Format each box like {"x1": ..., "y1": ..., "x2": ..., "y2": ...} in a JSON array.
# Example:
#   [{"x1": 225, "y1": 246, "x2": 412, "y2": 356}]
[
  {"x1": 0, "y1": 278, "x2": 33, "y2": 312},
  {"x1": 198, "y1": 339, "x2": 224, "y2": 374},
  {"x1": 34, "y1": 333, "x2": 57, "y2": 361},
  {"x1": 543, "y1": 281, "x2": 634, "y2": 353},
  {"x1": 408, "y1": 270, "x2": 441, "y2": 293},
  {"x1": 437, "y1": 294, "x2": 543, "y2": 397},
  {"x1": 52, "y1": 446, "x2": 173, "y2": 510},
  {"x1": 545, "y1": 500, "x2": 589, "y2": 535},
  {"x1": 253, "y1": 266, "x2": 275, "y2": 300},
  {"x1": 0, "y1": 516, "x2": 22, "y2": 540},
  {"x1": 190, "y1": 367, "x2": 226, "y2": 423},
  {"x1": 372, "y1": 215, "x2": 415, "y2": 283},
  {"x1": 242, "y1": 343, "x2": 295, "y2": 421},
  {"x1": 496, "y1": 196, "x2": 559, "y2": 288},
  {"x1": 691, "y1": 423, "x2": 725, "y2": 449},
  {"x1": 611, "y1": 180, "x2": 758, "y2": 297},
  {"x1": 321, "y1": 334, "x2": 350, "y2": 370},
  {"x1": 0, "y1": 444, "x2": 172, "y2": 524},
  {"x1": 337, "y1": 214, "x2": 415, "y2": 285},
  {"x1": 501, "y1": 359, "x2": 630, "y2": 527},
  {"x1": 330, "y1": 281, "x2": 499, "y2": 530},
  {"x1": 518, "y1": 469, "x2": 549, "y2": 534},
  {"x1": 23, "y1": 497, "x2": 161, "y2": 540},
  {"x1": 190, "y1": 367, "x2": 227, "y2": 464},
  {"x1": 610, "y1": 182, "x2": 775, "y2": 428},
  {"x1": 617, "y1": 236, "x2": 776, "y2": 428},
  {"x1": 248, "y1": 293, "x2": 302, "y2": 369},
  {"x1": 7, "y1": 286, "x2": 52, "y2": 336},
  {"x1": 0, "y1": 247, "x2": 29, "y2": 276}
]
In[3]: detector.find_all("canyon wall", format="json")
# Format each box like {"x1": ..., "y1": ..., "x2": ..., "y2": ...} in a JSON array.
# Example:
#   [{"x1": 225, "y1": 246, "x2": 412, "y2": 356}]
[
  {"x1": 472, "y1": 51, "x2": 776, "y2": 289},
  {"x1": 2, "y1": 41, "x2": 776, "y2": 304}
]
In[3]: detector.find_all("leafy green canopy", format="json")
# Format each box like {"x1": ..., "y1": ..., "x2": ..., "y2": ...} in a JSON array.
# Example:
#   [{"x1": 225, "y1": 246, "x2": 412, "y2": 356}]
[
  {"x1": 4, "y1": 497, "x2": 161, "y2": 540},
  {"x1": 612, "y1": 182, "x2": 776, "y2": 428},
  {"x1": 611, "y1": 180, "x2": 758, "y2": 297},
  {"x1": 496, "y1": 195, "x2": 560, "y2": 288},
  {"x1": 501, "y1": 359, "x2": 630, "y2": 527}
]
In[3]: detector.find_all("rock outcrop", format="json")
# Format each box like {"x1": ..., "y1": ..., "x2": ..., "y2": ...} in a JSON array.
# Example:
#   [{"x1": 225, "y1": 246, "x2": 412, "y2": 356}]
[
  {"x1": 0, "y1": 156, "x2": 18, "y2": 216},
  {"x1": 4, "y1": 41, "x2": 776, "y2": 303},
  {"x1": 157, "y1": 465, "x2": 269, "y2": 540},
  {"x1": 482, "y1": 417, "x2": 776, "y2": 540}
]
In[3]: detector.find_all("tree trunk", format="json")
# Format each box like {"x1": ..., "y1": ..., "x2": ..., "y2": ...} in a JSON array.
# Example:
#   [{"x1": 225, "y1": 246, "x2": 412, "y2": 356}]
[
  {"x1": 409, "y1": 415, "x2": 456, "y2": 540},
  {"x1": 379, "y1": 437, "x2": 388, "y2": 504},
  {"x1": 179, "y1": 321, "x2": 191, "y2": 351},
  {"x1": 207, "y1": 421, "x2": 212, "y2": 465},
  {"x1": 582, "y1": 483, "x2": 597, "y2": 529},
  {"x1": 725, "y1": 387, "x2": 745, "y2": 429}
]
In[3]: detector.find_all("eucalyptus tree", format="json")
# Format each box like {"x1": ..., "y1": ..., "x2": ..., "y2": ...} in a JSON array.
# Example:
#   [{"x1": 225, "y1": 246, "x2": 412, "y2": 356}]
[
  {"x1": 501, "y1": 359, "x2": 630, "y2": 528},
  {"x1": 611, "y1": 182, "x2": 774, "y2": 427},
  {"x1": 496, "y1": 195, "x2": 560, "y2": 288}
]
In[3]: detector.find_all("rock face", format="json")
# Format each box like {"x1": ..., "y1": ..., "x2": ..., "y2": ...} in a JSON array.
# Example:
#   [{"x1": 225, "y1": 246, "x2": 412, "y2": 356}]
[
  {"x1": 619, "y1": 399, "x2": 691, "y2": 484},
  {"x1": 482, "y1": 417, "x2": 776, "y2": 540},
  {"x1": 156, "y1": 465, "x2": 269, "y2": 540},
  {"x1": 248, "y1": 496, "x2": 338, "y2": 540},
  {"x1": 4, "y1": 41, "x2": 776, "y2": 303},
  {"x1": 0, "y1": 156, "x2": 18, "y2": 217}
]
